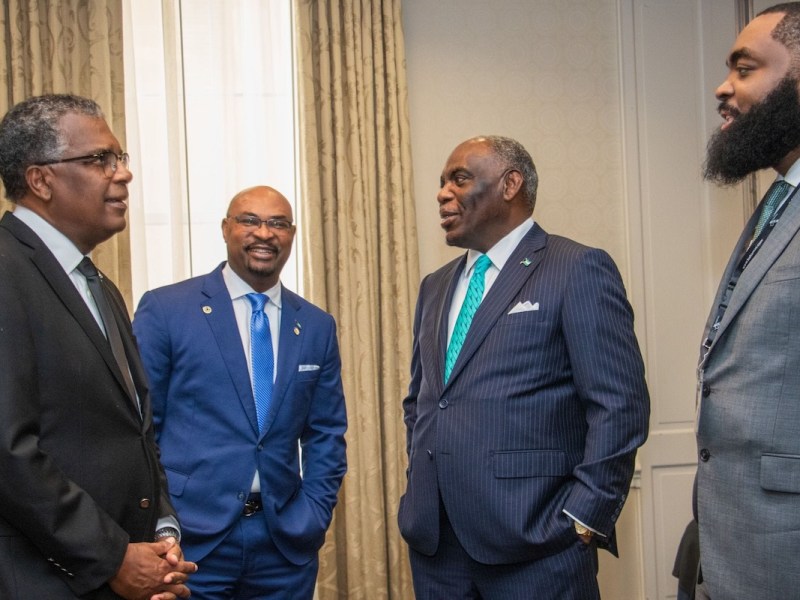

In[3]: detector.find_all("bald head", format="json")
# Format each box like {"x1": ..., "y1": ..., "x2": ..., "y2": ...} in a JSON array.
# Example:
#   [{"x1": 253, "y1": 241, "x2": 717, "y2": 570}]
[{"x1": 222, "y1": 185, "x2": 296, "y2": 292}]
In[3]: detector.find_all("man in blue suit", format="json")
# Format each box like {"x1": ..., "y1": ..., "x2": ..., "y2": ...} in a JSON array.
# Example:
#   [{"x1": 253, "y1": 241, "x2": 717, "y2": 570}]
[
  {"x1": 398, "y1": 136, "x2": 650, "y2": 599},
  {"x1": 133, "y1": 185, "x2": 347, "y2": 599}
]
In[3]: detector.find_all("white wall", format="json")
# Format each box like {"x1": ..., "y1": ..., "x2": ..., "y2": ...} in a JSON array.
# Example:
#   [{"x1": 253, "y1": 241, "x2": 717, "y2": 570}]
[{"x1": 403, "y1": 0, "x2": 630, "y2": 284}]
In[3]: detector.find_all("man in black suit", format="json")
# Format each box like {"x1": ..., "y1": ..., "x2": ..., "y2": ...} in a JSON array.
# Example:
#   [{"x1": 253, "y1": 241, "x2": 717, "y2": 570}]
[{"x1": 0, "y1": 94, "x2": 196, "y2": 599}]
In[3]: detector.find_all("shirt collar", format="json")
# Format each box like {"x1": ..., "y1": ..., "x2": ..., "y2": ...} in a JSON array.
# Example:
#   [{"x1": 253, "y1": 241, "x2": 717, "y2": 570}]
[
  {"x1": 463, "y1": 218, "x2": 535, "y2": 277},
  {"x1": 12, "y1": 204, "x2": 86, "y2": 273},
  {"x1": 222, "y1": 262, "x2": 282, "y2": 308},
  {"x1": 781, "y1": 158, "x2": 800, "y2": 188}
]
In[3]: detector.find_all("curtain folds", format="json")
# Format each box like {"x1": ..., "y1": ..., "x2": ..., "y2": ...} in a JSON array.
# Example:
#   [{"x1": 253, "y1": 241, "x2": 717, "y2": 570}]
[
  {"x1": 294, "y1": 0, "x2": 419, "y2": 597},
  {"x1": 0, "y1": 0, "x2": 130, "y2": 302}
]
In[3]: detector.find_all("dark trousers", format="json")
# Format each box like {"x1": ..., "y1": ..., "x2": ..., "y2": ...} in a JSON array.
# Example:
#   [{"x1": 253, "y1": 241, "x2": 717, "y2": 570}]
[{"x1": 409, "y1": 508, "x2": 599, "y2": 600}]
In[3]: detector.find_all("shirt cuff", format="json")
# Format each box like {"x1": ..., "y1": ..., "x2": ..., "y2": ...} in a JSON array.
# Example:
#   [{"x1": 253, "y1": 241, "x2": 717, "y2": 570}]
[
  {"x1": 155, "y1": 516, "x2": 181, "y2": 541},
  {"x1": 562, "y1": 509, "x2": 606, "y2": 537}
]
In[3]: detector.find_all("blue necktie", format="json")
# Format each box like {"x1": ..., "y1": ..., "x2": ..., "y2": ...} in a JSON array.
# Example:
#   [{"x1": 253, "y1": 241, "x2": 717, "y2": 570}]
[
  {"x1": 247, "y1": 293, "x2": 274, "y2": 431},
  {"x1": 753, "y1": 180, "x2": 791, "y2": 240},
  {"x1": 445, "y1": 254, "x2": 492, "y2": 383}
]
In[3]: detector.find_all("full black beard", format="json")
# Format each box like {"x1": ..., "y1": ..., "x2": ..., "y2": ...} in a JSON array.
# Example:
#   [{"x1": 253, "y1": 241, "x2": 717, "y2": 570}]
[{"x1": 703, "y1": 77, "x2": 800, "y2": 185}]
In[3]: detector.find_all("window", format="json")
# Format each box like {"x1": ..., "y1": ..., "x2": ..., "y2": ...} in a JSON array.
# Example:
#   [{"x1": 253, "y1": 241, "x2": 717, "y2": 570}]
[{"x1": 123, "y1": 0, "x2": 297, "y2": 304}]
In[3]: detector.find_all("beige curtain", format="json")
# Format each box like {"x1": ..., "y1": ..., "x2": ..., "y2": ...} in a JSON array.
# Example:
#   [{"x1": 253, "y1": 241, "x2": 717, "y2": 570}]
[
  {"x1": 0, "y1": 0, "x2": 130, "y2": 303},
  {"x1": 294, "y1": 0, "x2": 419, "y2": 597}
]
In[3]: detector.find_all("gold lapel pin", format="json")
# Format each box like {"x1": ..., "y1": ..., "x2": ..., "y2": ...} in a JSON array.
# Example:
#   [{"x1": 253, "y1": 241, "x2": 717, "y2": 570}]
[
  {"x1": 294, "y1": 321, "x2": 302, "y2": 335},
  {"x1": 202, "y1": 306, "x2": 212, "y2": 314}
]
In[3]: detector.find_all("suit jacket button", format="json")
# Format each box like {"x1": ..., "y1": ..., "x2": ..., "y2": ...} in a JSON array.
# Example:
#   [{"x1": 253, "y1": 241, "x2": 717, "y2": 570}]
[
  {"x1": 139, "y1": 498, "x2": 151, "y2": 509},
  {"x1": 438, "y1": 399, "x2": 448, "y2": 409},
  {"x1": 702, "y1": 384, "x2": 711, "y2": 397},
  {"x1": 699, "y1": 448, "x2": 711, "y2": 462}
]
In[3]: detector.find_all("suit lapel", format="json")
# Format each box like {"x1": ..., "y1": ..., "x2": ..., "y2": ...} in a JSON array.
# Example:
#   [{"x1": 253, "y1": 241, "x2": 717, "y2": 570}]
[
  {"x1": 2, "y1": 214, "x2": 140, "y2": 415},
  {"x1": 444, "y1": 224, "x2": 547, "y2": 388},
  {"x1": 436, "y1": 258, "x2": 466, "y2": 391},
  {"x1": 265, "y1": 289, "x2": 303, "y2": 436},
  {"x1": 100, "y1": 276, "x2": 145, "y2": 420},
  {"x1": 706, "y1": 186, "x2": 800, "y2": 360},
  {"x1": 201, "y1": 268, "x2": 260, "y2": 435}
]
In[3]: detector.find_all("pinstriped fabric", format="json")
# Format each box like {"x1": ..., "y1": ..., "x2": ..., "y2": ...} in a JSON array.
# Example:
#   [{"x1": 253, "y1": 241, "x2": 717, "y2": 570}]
[
  {"x1": 399, "y1": 223, "x2": 650, "y2": 592},
  {"x1": 409, "y1": 511, "x2": 600, "y2": 600}
]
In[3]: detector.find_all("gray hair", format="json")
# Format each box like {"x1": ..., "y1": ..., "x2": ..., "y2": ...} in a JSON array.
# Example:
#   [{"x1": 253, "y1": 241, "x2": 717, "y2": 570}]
[
  {"x1": 473, "y1": 135, "x2": 539, "y2": 212},
  {"x1": 0, "y1": 94, "x2": 104, "y2": 201}
]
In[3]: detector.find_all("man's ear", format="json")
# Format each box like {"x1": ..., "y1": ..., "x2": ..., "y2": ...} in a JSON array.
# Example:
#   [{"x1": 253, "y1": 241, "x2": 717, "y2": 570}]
[
  {"x1": 503, "y1": 169, "x2": 524, "y2": 201},
  {"x1": 25, "y1": 165, "x2": 54, "y2": 201}
]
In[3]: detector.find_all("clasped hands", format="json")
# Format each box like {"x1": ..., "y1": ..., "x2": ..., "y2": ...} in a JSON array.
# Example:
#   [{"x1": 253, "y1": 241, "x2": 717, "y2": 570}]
[{"x1": 110, "y1": 538, "x2": 198, "y2": 600}]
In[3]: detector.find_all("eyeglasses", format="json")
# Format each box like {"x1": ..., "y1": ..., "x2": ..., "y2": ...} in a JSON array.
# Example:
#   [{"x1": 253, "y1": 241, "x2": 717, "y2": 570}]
[
  {"x1": 38, "y1": 151, "x2": 130, "y2": 178},
  {"x1": 227, "y1": 214, "x2": 295, "y2": 232}
]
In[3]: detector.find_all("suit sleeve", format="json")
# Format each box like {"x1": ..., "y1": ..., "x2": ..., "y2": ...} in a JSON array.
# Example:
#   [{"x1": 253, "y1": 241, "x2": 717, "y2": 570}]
[
  {"x1": 131, "y1": 291, "x2": 180, "y2": 527},
  {"x1": 560, "y1": 248, "x2": 650, "y2": 537},
  {"x1": 0, "y1": 265, "x2": 128, "y2": 594},
  {"x1": 132, "y1": 290, "x2": 174, "y2": 437},
  {"x1": 297, "y1": 317, "x2": 348, "y2": 526},
  {"x1": 402, "y1": 275, "x2": 427, "y2": 458}
]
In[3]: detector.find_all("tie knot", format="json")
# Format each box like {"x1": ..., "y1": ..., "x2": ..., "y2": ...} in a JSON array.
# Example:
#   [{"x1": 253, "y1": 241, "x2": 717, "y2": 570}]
[
  {"x1": 76, "y1": 257, "x2": 99, "y2": 279},
  {"x1": 766, "y1": 180, "x2": 792, "y2": 206},
  {"x1": 473, "y1": 254, "x2": 492, "y2": 277},
  {"x1": 247, "y1": 293, "x2": 268, "y2": 312}
]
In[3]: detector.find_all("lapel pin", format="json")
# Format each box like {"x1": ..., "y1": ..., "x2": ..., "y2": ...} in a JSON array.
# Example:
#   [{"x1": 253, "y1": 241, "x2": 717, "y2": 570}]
[
  {"x1": 294, "y1": 320, "x2": 302, "y2": 335},
  {"x1": 202, "y1": 306, "x2": 212, "y2": 314},
  {"x1": 520, "y1": 258, "x2": 531, "y2": 267}
]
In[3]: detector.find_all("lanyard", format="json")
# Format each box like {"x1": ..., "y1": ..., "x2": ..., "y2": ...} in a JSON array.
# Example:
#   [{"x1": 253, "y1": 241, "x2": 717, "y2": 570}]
[{"x1": 702, "y1": 186, "x2": 796, "y2": 354}]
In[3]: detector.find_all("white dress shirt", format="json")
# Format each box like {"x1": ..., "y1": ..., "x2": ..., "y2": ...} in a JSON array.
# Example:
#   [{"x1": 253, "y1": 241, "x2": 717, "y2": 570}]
[
  {"x1": 446, "y1": 218, "x2": 534, "y2": 345},
  {"x1": 222, "y1": 263, "x2": 283, "y2": 492}
]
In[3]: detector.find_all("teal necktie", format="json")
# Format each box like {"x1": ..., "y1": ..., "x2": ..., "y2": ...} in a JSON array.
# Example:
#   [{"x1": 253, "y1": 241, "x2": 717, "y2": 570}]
[
  {"x1": 753, "y1": 180, "x2": 791, "y2": 240},
  {"x1": 247, "y1": 293, "x2": 274, "y2": 431},
  {"x1": 445, "y1": 255, "x2": 492, "y2": 383}
]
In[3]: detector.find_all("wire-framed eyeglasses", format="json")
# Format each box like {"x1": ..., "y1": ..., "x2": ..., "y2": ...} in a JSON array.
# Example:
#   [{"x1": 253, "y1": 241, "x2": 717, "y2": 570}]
[
  {"x1": 38, "y1": 151, "x2": 130, "y2": 178},
  {"x1": 227, "y1": 214, "x2": 295, "y2": 232}
]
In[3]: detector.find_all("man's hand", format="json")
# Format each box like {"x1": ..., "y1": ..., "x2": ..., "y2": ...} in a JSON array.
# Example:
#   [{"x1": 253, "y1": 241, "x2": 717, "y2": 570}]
[
  {"x1": 109, "y1": 540, "x2": 198, "y2": 600},
  {"x1": 573, "y1": 521, "x2": 595, "y2": 546}
]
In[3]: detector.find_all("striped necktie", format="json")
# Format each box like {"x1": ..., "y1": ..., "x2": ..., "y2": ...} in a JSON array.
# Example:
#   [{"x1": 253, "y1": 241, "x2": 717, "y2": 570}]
[{"x1": 445, "y1": 254, "x2": 492, "y2": 383}]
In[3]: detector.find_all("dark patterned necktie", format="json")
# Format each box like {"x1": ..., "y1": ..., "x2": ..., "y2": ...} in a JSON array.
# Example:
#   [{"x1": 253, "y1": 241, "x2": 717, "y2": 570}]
[
  {"x1": 76, "y1": 257, "x2": 137, "y2": 403},
  {"x1": 752, "y1": 180, "x2": 791, "y2": 240}
]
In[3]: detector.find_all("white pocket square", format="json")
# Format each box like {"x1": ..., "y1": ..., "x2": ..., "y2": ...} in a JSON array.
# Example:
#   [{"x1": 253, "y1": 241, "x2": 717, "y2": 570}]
[
  {"x1": 298, "y1": 364, "x2": 320, "y2": 372},
  {"x1": 508, "y1": 301, "x2": 539, "y2": 314}
]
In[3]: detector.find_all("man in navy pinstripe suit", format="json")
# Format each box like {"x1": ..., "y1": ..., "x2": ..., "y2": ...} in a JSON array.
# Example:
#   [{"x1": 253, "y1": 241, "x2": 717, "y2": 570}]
[{"x1": 398, "y1": 136, "x2": 650, "y2": 599}]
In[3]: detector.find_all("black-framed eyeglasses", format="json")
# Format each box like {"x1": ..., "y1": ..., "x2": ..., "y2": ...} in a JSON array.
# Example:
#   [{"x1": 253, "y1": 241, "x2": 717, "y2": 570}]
[
  {"x1": 38, "y1": 151, "x2": 130, "y2": 178},
  {"x1": 227, "y1": 214, "x2": 295, "y2": 232}
]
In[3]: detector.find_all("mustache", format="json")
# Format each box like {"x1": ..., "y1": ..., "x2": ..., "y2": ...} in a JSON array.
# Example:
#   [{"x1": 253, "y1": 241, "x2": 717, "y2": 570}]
[
  {"x1": 718, "y1": 101, "x2": 741, "y2": 119},
  {"x1": 245, "y1": 242, "x2": 279, "y2": 253}
]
